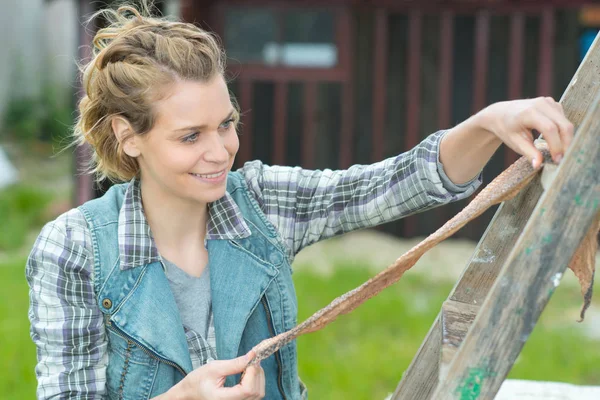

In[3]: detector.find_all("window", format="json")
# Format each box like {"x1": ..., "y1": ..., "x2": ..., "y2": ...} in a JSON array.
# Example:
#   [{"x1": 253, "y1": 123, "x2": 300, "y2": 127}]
[{"x1": 225, "y1": 8, "x2": 338, "y2": 68}]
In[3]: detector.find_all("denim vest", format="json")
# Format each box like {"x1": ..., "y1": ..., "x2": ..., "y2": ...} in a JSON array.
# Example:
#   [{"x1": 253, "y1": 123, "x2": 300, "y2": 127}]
[{"x1": 79, "y1": 172, "x2": 306, "y2": 399}]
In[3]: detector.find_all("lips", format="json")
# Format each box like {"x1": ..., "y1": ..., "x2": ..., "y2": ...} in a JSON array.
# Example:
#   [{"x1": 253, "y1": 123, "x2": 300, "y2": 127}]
[
  {"x1": 188, "y1": 169, "x2": 227, "y2": 184},
  {"x1": 190, "y1": 170, "x2": 225, "y2": 179}
]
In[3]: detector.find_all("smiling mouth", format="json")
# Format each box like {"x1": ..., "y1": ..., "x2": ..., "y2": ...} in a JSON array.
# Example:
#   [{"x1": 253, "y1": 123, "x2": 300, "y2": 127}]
[{"x1": 189, "y1": 170, "x2": 225, "y2": 179}]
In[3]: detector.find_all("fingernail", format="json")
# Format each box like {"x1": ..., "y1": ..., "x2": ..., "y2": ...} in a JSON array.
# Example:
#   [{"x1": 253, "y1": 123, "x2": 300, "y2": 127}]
[
  {"x1": 555, "y1": 154, "x2": 563, "y2": 163},
  {"x1": 532, "y1": 159, "x2": 537, "y2": 169}
]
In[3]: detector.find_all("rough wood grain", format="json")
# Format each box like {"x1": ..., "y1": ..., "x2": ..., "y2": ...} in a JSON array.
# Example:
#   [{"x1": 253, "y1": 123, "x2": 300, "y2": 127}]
[
  {"x1": 394, "y1": 317, "x2": 442, "y2": 400},
  {"x1": 432, "y1": 90, "x2": 600, "y2": 400},
  {"x1": 391, "y1": 178, "x2": 543, "y2": 399},
  {"x1": 440, "y1": 300, "x2": 480, "y2": 382},
  {"x1": 391, "y1": 31, "x2": 600, "y2": 400}
]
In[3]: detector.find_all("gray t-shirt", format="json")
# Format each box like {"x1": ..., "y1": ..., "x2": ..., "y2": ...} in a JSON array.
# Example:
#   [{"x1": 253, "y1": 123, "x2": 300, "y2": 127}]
[{"x1": 163, "y1": 257, "x2": 215, "y2": 364}]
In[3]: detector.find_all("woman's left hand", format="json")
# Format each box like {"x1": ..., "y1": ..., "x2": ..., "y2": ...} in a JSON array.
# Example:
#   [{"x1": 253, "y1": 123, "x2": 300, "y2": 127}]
[{"x1": 479, "y1": 97, "x2": 575, "y2": 169}]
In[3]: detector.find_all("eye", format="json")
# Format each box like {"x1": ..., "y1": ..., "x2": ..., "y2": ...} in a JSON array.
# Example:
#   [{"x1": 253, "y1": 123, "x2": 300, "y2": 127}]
[
  {"x1": 219, "y1": 118, "x2": 235, "y2": 130},
  {"x1": 182, "y1": 132, "x2": 199, "y2": 143}
]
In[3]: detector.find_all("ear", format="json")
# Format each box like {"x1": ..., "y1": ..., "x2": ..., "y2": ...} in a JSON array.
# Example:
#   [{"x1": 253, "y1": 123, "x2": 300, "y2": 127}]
[{"x1": 111, "y1": 116, "x2": 141, "y2": 158}]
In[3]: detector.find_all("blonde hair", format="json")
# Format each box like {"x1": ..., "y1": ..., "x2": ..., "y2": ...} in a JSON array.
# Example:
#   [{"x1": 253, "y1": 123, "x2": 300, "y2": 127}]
[{"x1": 74, "y1": 1, "x2": 235, "y2": 183}]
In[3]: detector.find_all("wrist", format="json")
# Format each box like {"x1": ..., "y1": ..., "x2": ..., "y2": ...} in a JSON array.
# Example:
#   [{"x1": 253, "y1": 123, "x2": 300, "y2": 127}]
[
  {"x1": 474, "y1": 104, "x2": 504, "y2": 146},
  {"x1": 163, "y1": 382, "x2": 190, "y2": 400}
]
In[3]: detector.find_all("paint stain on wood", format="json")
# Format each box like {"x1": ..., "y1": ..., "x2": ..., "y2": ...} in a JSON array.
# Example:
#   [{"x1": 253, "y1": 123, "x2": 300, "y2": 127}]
[
  {"x1": 472, "y1": 246, "x2": 495, "y2": 264},
  {"x1": 455, "y1": 366, "x2": 495, "y2": 400}
]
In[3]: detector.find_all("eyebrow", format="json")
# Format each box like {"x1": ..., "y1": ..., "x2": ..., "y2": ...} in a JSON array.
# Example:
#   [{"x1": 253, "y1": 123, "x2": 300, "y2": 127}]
[{"x1": 173, "y1": 110, "x2": 235, "y2": 133}]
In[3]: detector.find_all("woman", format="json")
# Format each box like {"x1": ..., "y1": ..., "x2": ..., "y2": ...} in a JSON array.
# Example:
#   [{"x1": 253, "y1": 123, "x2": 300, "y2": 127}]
[{"x1": 26, "y1": 2, "x2": 574, "y2": 399}]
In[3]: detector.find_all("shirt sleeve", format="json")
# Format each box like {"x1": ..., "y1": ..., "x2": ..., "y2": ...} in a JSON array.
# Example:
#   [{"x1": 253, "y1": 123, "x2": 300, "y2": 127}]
[
  {"x1": 238, "y1": 130, "x2": 482, "y2": 260},
  {"x1": 26, "y1": 210, "x2": 108, "y2": 399}
]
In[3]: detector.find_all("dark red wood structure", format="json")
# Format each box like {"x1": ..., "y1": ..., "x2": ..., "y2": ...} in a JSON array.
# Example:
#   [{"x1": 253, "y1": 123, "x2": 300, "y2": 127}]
[{"x1": 76, "y1": 0, "x2": 599, "y2": 240}]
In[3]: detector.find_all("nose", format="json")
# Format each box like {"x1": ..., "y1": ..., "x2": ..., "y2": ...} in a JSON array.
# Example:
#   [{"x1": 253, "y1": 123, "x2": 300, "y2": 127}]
[{"x1": 203, "y1": 131, "x2": 230, "y2": 164}]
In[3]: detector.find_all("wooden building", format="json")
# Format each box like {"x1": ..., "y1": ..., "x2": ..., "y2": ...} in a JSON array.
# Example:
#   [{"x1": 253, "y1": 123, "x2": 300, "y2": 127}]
[{"x1": 76, "y1": 0, "x2": 600, "y2": 240}]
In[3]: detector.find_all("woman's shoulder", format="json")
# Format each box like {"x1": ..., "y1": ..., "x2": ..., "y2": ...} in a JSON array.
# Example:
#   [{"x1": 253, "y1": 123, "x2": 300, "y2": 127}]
[{"x1": 34, "y1": 207, "x2": 93, "y2": 257}]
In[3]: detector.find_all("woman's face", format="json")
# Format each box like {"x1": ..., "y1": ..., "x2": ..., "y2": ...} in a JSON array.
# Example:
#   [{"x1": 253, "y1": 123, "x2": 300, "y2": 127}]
[{"x1": 131, "y1": 75, "x2": 239, "y2": 205}]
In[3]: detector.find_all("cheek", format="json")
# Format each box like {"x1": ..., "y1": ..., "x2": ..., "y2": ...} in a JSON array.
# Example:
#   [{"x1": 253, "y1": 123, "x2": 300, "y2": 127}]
[
  {"x1": 150, "y1": 145, "x2": 198, "y2": 173},
  {"x1": 226, "y1": 131, "x2": 240, "y2": 155}
]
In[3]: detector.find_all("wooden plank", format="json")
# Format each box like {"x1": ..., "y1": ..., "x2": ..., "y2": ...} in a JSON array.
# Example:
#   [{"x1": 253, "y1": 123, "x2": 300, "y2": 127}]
[
  {"x1": 537, "y1": 8, "x2": 555, "y2": 96},
  {"x1": 391, "y1": 179, "x2": 543, "y2": 400},
  {"x1": 440, "y1": 300, "x2": 479, "y2": 382},
  {"x1": 272, "y1": 82, "x2": 288, "y2": 165},
  {"x1": 505, "y1": 13, "x2": 525, "y2": 166},
  {"x1": 472, "y1": 11, "x2": 490, "y2": 114},
  {"x1": 433, "y1": 90, "x2": 600, "y2": 400},
  {"x1": 450, "y1": 179, "x2": 543, "y2": 305},
  {"x1": 434, "y1": 11, "x2": 455, "y2": 234},
  {"x1": 393, "y1": 318, "x2": 442, "y2": 400},
  {"x1": 391, "y1": 31, "x2": 600, "y2": 400},
  {"x1": 338, "y1": 8, "x2": 354, "y2": 170},
  {"x1": 404, "y1": 11, "x2": 422, "y2": 238},
  {"x1": 372, "y1": 8, "x2": 388, "y2": 162},
  {"x1": 340, "y1": 80, "x2": 354, "y2": 169},
  {"x1": 302, "y1": 82, "x2": 318, "y2": 169},
  {"x1": 438, "y1": 11, "x2": 454, "y2": 130}
]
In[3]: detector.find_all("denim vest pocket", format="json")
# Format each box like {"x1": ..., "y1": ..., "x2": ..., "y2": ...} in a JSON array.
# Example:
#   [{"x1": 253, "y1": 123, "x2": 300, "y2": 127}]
[{"x1": 106, "y1": 328, "x2": 158, "y2": 400}]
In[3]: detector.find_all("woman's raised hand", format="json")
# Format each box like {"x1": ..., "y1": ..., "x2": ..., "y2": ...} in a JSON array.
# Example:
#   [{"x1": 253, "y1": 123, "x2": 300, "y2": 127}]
[{"x1": 480, "y1": 97, "x2": 575, "y2": 168}]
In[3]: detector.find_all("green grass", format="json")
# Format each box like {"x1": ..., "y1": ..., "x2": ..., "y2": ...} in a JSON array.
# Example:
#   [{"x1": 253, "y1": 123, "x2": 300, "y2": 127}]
[
  {"x1": 0, "y1": 182, "x2": 55, "y2": 398},
  {"x1": 0, "y1": 255, "x2": 37, "y2": 398},
  {"x1": 0, "y1": 184, "x2": 51, "y2": 251},
  {"x1": 293, "y1": 266, "x2": 600, "y2": 400}
]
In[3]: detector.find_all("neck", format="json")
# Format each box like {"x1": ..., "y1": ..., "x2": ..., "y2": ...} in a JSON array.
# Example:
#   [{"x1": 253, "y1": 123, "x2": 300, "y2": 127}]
[{"x1": 139, "y1": 178, "x2": 209, "y2": 252}]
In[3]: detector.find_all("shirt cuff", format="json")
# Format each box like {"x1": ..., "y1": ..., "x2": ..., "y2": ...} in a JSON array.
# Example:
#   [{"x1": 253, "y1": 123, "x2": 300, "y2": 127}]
[{"x1": 436, "y1": 130, "x2": 483, "y2": 193}]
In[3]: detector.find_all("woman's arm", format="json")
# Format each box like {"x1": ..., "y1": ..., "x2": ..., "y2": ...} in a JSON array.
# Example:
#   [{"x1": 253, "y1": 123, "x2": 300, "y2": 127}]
[
  {"x1": 440, "y1": 97, "x2": 574, "y2": 185},
  {"x1": 239, "y1": 130, "x2": 480, "y2": 260},
  {"x1": 26, "y1": 211, "x2": 108, "y2": 399},
  {"x1": 438, "y1": 113, "x2": 502, "y2": 185},
  {"x1": 240, "y1": 98, "x2": 573, "y2": 261}
]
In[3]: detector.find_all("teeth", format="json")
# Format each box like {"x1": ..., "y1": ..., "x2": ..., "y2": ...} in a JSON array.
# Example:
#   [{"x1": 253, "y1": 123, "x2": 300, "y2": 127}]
[{"x1": 192, "y1": 171, "x2": 224, "y2": 179}]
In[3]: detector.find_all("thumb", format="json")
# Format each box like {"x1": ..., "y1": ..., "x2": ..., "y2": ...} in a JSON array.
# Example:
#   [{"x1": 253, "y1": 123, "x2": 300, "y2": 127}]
[{"x1": 206, "y1": 351, "x2": 254, "y2": 378}]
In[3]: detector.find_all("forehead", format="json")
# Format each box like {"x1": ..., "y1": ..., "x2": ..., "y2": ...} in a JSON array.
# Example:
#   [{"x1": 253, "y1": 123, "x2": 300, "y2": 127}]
[{"x1": 153, "y1": 77, "x2": 232, "y2": 128}]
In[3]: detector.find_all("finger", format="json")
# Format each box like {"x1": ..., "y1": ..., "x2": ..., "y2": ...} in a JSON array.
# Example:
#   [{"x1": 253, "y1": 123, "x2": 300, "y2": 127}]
[
  {"x1": 216, "y1": 366, "x2": 261, "y2": 400},
  {"x1": 257, "y1": 366, "x2": 265, "y2": 398},
  {"x1": 245, "y1": 365, "x2": 265, "y2": 400},
  {"x1": 217, "y1": 385, "x2": 255, "y2": 400},
  {"x1": 522, "y1": 106, "x2": 562, "y2": 163},
  {"x1": 537, "y1": 97, "x2": 574, "y2": 156},
  {"x1": 242, "y1": 365, "x2": 263, "y2": 399},
  {"x1": 510, "y1": 131, "x2": 544, "y2": 169},
  {"x1": 207, "y1": 351, "x2": 254, "y2": 378},
  {"x1": 240, "y1": 365, "x2": 260, "y2": 387},
  {"x1": 547, "y1": 98, "x2": 574, "y2": 150},
  {"x1": 542, "y1": 96, "x2": 562, "y2": 113}
]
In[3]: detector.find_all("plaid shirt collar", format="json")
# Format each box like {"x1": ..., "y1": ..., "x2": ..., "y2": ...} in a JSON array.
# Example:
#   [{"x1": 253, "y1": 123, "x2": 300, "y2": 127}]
[{"x1": 118, "y1": 178, "x2": 251, "y2": 270}]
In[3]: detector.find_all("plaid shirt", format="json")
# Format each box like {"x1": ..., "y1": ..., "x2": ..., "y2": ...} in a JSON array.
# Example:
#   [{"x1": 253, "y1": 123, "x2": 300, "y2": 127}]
[{"x1": 26, "y1": 130, "x2": 482, "y2": 399}]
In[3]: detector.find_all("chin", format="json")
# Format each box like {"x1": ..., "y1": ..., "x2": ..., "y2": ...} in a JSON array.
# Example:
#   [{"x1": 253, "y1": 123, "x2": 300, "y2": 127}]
[{"x1": 193, "y1": 183, "x2": 228, "y2": 204}]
